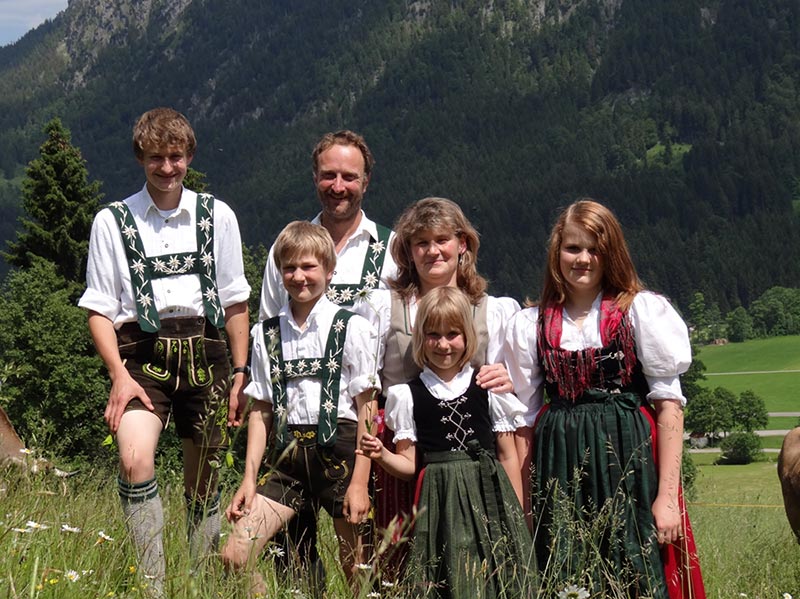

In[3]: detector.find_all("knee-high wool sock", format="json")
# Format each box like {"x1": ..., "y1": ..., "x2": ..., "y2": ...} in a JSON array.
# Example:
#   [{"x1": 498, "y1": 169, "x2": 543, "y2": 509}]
[{"x1": 119, "y1": 477, "x2": 165, "y2": 596}]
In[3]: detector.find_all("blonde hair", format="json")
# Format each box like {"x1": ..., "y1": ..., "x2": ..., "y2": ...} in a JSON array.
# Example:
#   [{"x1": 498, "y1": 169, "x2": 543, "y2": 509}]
[
  {"x1": 273, "y1": 221, "x2": 337, "y2": 273},
  {"x1": 412, "y1": 287, "x2": 477, "y2": 370},
  {"x1": 540, "y1": 198, "x2": 643, "y2": 310},
  {"x1": 132, "y1": 107, "x2": 196, "y2": 159},
  {"x1": 390, "y1": 197, "x2": 487, "y2": 303}
]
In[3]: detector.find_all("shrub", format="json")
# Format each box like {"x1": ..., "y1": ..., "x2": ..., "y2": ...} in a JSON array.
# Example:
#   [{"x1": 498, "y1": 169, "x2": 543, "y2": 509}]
[{"x1": 718, "y1": 432, "x2": 761, "y2": 465}]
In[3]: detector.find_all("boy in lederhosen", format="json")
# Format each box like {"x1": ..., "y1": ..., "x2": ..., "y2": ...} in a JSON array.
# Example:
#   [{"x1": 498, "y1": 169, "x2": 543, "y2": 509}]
[
  {"x1": 79, "y1": 108, "x2": 250, "y2": 596},
  {"x1": 221, "y1": 220, "x2": 380, "y2": 597}
]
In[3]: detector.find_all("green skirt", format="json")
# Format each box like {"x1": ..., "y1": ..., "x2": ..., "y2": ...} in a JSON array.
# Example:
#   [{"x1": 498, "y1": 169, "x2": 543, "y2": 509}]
[
  {"x1": 410, "y1": 443, "x2": 535, "y2": 599},
  {"x1": 533, "y1": 390, "x2": 668, "y2": 598}
]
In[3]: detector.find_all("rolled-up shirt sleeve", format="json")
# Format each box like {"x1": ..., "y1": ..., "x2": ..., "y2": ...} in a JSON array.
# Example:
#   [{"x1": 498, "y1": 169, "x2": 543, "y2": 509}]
[
  {"x1": 213, "y1": 202, "x2": 251, "y2": 308},
  {"x1": 631, "y1": 292, "x2": 692, "y2": 405},
  {"x1": 79, "y1": 209, "x2": 125, "y2": 320},
  {"x1": 243, "y1": 322, "x2": 273, "y2": 403},
  {"x1": 344, "y1": 314, "x2": 382, "y2": 397}
]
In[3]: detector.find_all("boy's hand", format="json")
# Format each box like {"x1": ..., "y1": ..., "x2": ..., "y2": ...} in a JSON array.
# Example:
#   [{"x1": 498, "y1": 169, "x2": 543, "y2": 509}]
[
  {"x1": 342, "y1": 483, "x2": 371, "y2": 525},
  {"x1": 104, "y1": 370, "x2": 154, "y2": 433},
  {"x1": 476, "y1": 362, "x2": 514, "y2": 394},
  {"x1": 355, "y1": 432, "x2": 383, "y2": 460},
  {"x1": 225, "y1": 479, "x2": 257, "y2": 522}
]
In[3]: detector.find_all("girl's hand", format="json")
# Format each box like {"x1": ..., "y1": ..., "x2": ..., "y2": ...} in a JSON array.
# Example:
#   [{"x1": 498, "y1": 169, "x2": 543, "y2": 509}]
[
  {"x1": 476, "y1": 363, "x2": 514, "y2": 394},
  {"x1": 356, "y1": 432, "x2": 383, "y2": 460},
  {"x1": 652, "y1": 493, "x2": 683, "y2": 545}
]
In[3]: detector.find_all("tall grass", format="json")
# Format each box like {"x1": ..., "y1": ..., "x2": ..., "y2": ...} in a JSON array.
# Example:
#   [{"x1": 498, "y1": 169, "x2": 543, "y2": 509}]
[{"x1": 2, "y1": 456, "x2": 798, "y2": 598}]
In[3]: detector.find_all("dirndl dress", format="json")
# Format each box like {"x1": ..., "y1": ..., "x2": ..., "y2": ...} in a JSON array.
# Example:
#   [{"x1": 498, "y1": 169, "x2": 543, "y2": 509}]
[
  {"x1": 533, "y1": 299, "x2": 705, "y2": 599},
  {"x1": 402, "y1": 372, "x2": 534, "y2": 599}
]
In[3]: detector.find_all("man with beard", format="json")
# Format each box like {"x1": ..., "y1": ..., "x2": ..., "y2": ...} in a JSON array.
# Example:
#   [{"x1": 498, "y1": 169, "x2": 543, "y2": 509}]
[
  {"x1": 258, "y1": 130, "x2": 396, "y2": 595},
  {"x1": 259, "y1": 130, "x2": 397, "y2": 318}
]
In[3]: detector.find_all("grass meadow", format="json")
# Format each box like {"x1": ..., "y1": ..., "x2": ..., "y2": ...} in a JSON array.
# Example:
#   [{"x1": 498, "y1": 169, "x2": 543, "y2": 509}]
[
  {"x1": 1, "y1": 452, "x2": 798, "y2": 599},
  {"x1": 697, "y1": 335, "x2": 800, "y2": 413},
  {"x1": 2, "y1": 337, "x2": 798, "y2": 598}
]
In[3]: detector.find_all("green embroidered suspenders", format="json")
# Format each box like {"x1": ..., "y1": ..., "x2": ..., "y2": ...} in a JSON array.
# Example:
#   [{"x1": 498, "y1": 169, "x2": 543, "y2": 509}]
[
  {"x1": 107, "y1": 193, "x2": 225, "y2": 332},
  {"x1": 263, "y1": 309, "x2": 355, "y2": 449},
  {"x1": 324, "y1": 225, "x2": 391, "y2": 306}
]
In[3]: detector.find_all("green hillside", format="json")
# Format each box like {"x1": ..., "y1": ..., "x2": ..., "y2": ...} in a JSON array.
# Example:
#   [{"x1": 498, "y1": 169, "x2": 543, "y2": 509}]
[
  {"x1": 696, "y1": 335, "x2": 800, "y2": 412},
  {"x1": 1, "y1": 0, "x2": 800, "y2": 310}
]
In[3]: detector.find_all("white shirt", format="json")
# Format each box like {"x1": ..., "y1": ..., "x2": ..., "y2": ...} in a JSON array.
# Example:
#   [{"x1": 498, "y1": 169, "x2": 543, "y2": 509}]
[
  {"x1": 245, "y1": 296, "x2": 381, "y2": 424},
  {"x1": 504, "y1": 291, "x2": 692, "y2": 422},
  {"x1": 352, "y1": 288, "x2": 520, "y2": 378},
  {"x1": 79, "y1": 185, "x2": 250, "y2": 326},
  {"x1": 385, "y1": 364, "x2": 527, "y2": 445},
  {"x1": 259, "y1": 210, "x2": 398, "y2": 319}
]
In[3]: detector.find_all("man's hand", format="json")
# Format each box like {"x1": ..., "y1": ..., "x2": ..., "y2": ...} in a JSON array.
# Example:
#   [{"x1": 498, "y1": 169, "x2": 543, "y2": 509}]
[
  {"x1": 226, "y1": 479, "x2": 258, "y2": 522},
  {"x1": 104, "y1": 369, "x2": 154, "y2": 433}
]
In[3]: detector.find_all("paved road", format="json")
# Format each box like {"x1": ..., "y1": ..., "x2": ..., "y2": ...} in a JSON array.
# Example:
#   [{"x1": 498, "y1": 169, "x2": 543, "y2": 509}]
[{"x1": 769, "y1": 412, "x2": 800, "y2": 418}]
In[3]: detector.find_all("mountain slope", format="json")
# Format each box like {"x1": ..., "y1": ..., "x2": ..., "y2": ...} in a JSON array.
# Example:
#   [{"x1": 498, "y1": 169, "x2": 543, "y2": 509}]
[{"x1": 1, "y1": 0, "x2": 798, "y2": 310}]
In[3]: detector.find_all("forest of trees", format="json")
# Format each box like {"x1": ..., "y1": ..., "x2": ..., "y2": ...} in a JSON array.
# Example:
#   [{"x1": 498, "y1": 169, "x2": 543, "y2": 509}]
[{"x1": 0, "y1": 0, "x2": 798, "y2": 311}]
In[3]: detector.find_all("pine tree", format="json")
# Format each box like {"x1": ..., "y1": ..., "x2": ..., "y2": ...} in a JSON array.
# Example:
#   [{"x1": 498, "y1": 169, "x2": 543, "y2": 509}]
[{"x1": 4, "y1": 118, "x2": 102, "y2": 285}]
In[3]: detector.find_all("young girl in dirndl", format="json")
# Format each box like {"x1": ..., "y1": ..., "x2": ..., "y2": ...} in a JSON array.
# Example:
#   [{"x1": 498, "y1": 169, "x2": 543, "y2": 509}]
[
  {"x1": 359, "y1": 286, "x2": 533, "y2": 598},
  {"x1": 505, "y1": 199, "x2": 705, "y2": 598}
]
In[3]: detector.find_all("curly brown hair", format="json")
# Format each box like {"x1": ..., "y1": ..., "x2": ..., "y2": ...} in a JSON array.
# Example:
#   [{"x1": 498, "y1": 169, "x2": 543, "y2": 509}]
[{"x1": 389, "y1": 197, "x2": 487, "y2": 304}]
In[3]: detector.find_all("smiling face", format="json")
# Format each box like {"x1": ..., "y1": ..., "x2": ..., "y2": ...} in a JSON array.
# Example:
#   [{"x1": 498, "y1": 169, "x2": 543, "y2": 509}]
[
  {"x1": 139, "y1": 143, "x2": 192, "y2": 208},
  {"x1": 422, "y1": 324, "x2": 467, "y2": 381},
  {"x1": 409, "y1": 228, "x2": 466, "y2": 294},
  {"x1": 559, "y1": 221, "x2": 604, "y2": 300},
  {"x1": 281, "y1": 252, "x2": 333, "y2": 312},
  {"x1": 314, "y1": 143, "x2": 369, "y2": 226}
]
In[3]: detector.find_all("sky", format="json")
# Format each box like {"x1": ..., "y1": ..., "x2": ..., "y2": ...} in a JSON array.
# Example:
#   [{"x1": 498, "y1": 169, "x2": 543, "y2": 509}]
[{"x1": 0, "y1": 0, "x2": 68, "y2": 47}]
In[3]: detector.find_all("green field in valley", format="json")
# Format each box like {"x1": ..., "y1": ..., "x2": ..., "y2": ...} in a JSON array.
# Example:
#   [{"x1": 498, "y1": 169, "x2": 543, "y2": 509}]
[{"x1": 695, "y1": 335, "x2": 800, "y2": 413}]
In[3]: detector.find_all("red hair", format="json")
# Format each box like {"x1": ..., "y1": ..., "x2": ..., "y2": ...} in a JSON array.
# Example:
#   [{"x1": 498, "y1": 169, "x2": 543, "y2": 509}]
[{"x1": 539, "y1": 199, "x2": 643, "y2": 310}]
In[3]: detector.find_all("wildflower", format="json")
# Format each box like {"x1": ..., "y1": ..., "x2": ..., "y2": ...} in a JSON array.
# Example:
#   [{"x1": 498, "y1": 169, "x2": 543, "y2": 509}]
[
  {"x1": 367, "y1": 593, "x2": 381, "y2": 598},
  {"x1": 557, "y1": 585, "x2": 590, "y2": 599},
  {"x1": 96, "y1": 530, "x2": 114, "y2": 543},
  {"x1": 18, "y1": 448, "x2": 32, "y2": 455},
  {"x1": 61, "y1": 524, "x2": 81, "y2": 533},
  {"x1": 26, "y1": 520, "x2": 48, "y2": 530},
  {"x1": 783, "y1": 594, "x2": 793, "y2": 599},
  {"x1": 381, "y1": 581, "x2": 397, "y2": 588},
  {"x1": 129, "y1": 565, "x2": 137, "y2": 574},
  {"x1": 355, "y1": 563, "x2": 372, "y2": 571},
  {"x1": 267, "y1": 545, "x2": 286, "y2": 558},
  {"x1": 48, "y1": 577, "x2": 59, "y2": 585},
  {"x1": 65, "y1": 570, "x2": 80, "y2": 582},
  {"x1": 11, "y1": 527, "x2": 31, "y2": 533}
]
